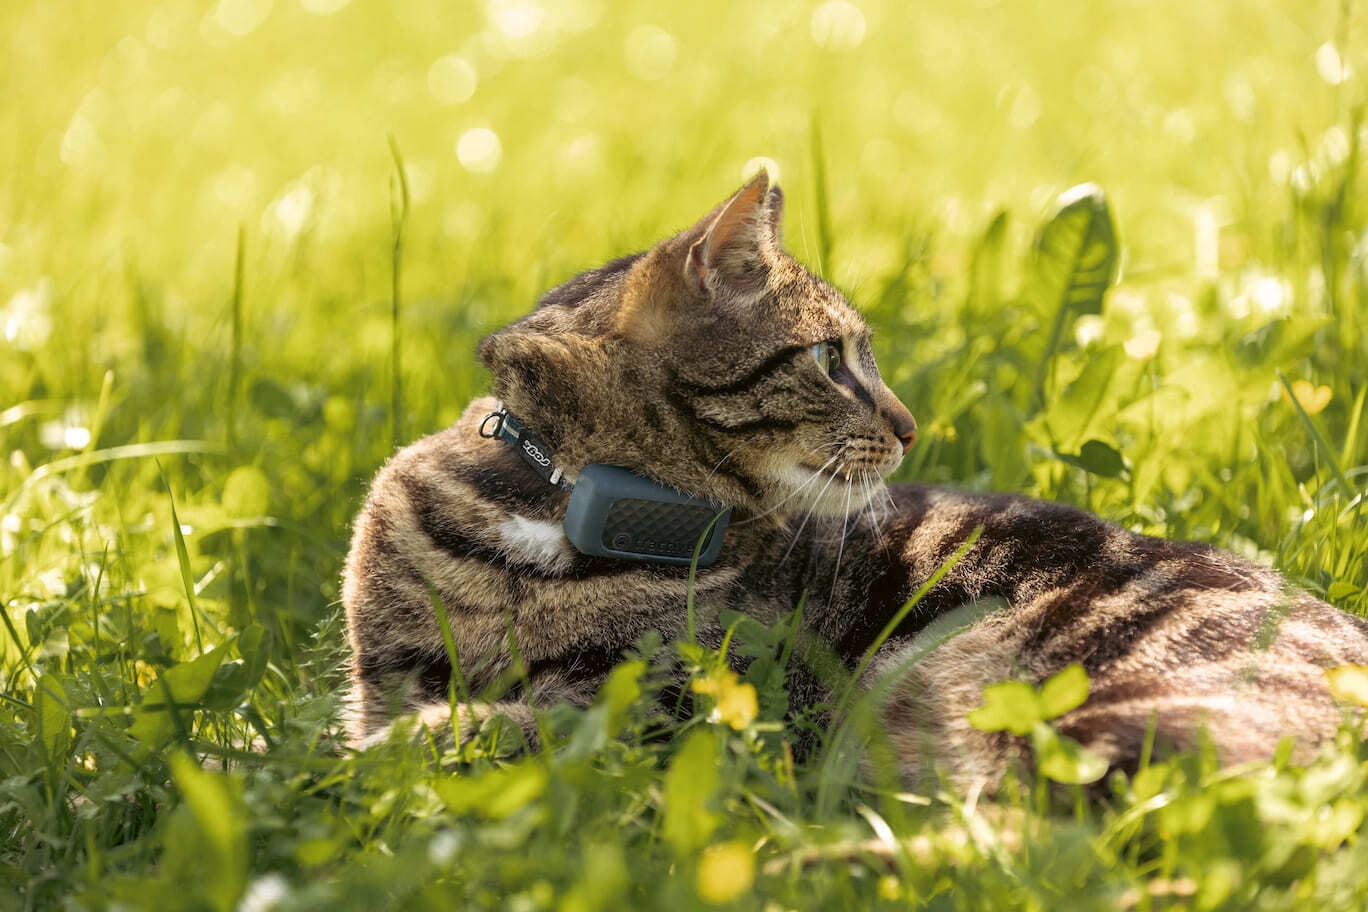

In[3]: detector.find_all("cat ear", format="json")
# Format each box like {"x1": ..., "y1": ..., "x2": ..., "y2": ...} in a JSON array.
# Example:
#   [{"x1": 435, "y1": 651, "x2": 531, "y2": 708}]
[
  {"x1": 478, "y1": 325, "x2": 576, "y2": 421},
  {"x1": 684, "y1": 171, "x2": 778, "y2": 298}
]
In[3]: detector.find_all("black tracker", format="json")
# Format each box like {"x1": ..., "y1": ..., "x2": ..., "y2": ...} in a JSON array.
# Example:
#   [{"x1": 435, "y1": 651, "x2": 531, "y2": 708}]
[{"x1": 479, "y1": 406, "x2": 730, "y2": 567}]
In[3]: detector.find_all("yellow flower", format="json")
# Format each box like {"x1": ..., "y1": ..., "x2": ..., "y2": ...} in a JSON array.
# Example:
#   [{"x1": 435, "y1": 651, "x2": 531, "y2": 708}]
[
  {"x1": 1287, "y1": 379, "x2": 1332, "y2": 415},
  {"x1": 691, "y1": 669, "x2": 758, "y2": 730},
  {"x1": 134, "y1": 660, "x2": 156, "y2": 688},
  {"x1": 1327, "y1": 665, "x2": 1368, "y2": 706},
  {"x1": 697, "y1": 841, "x2": 754, "y2": 904}
]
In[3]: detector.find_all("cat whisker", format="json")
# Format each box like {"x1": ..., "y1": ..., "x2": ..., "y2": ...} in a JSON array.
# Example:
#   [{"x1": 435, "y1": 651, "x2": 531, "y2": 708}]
[
  {"x1": 778, "y1": 461, "x2": 845, "y2": 565},
  {"x1": 703, "y1": 447, "x2": 738, "y2": 485},
  {"x1": 734, "y1": 451, "x2": 842, "y2": 526},
  {"x1": 859, "y1": 469, "x2": 887, "y2": 548},
  {"x1": 828, "y1": 479, "x2": 854, "y2": 604},
  {"x1": 874, "y1": 471, "x2": 894, "y2": 519}
]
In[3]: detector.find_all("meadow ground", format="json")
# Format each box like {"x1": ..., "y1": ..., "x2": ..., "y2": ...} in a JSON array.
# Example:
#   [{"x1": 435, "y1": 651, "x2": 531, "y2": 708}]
[{"x1": 4, "y1": 0, "x2": 1368, "y2": 908}]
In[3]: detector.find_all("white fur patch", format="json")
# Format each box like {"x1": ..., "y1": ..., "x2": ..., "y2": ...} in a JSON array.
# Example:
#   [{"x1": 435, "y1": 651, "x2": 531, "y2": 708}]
[
  {"x1": 498, "y1": 514, "x2": 575, "y2": 572},
  {"x1": 772, "y1": 461, "x2": 877, "y2": 517}
]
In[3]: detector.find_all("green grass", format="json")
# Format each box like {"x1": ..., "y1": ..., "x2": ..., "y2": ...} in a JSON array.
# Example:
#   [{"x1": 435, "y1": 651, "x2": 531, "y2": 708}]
[{"x1": 4, "y1": 0, "x2": 1368, "y2": 908}]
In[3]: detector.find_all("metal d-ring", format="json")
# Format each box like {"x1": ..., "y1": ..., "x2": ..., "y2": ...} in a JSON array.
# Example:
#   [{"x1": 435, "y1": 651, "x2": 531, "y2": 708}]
[{"x1": 478, "y1": 409, "x2": 506, "y2": 439}]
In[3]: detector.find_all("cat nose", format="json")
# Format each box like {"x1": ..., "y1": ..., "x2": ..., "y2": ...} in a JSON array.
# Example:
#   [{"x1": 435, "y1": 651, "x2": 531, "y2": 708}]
[
  {"x1": 893, "y1": 415, "x2": 917, "y2": 453},
  {"x1": 884, "y1": 399, "x2": 917, "y2": 454}
]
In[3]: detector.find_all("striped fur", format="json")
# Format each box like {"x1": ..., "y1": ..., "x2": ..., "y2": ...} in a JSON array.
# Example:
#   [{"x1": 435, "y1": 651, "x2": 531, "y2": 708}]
[{"x1": 343, "y1": 173, "x2": 1368, "y2": 787}]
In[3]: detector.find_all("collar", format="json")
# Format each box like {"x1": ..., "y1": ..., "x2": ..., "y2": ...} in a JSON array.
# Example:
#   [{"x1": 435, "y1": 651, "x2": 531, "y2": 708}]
[
  {"x1": 479, "y1": 403, "x2": 574, "y2": 492},
  {"x1": 478, "y1": 403, "x2": 732, "y2": 567}
]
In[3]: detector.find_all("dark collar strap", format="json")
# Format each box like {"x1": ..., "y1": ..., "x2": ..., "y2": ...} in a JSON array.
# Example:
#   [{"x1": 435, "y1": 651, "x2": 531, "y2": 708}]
[{"x1": 479, "y1": 404, "x2": 574, "y2": 491}]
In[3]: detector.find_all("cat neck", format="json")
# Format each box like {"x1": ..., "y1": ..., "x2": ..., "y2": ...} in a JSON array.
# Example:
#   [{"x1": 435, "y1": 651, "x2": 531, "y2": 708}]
[{"x1": 453, "y1": 398, "x2": 771, "y2": 575}]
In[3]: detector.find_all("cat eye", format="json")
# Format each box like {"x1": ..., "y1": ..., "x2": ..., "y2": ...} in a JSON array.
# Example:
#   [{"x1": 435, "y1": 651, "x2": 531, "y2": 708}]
[{"x1": 810, "y1": 340, "x2": 842, "y2": 377}]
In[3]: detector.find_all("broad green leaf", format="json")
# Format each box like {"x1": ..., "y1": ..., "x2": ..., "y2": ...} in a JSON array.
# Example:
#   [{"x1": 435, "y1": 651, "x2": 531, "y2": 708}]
[
  {"x1": 1132, "y1": 763, "x2": 1168, "y2": 801},
  {"x1": 1056, "y1": 440, "x2": 1125, "y2": 479},
  {"x1": 717, "y1": 610, "x2": 787, "y2": 652},
  {"x1": 126, "y1": 705, "x2": 174, "y2": 748},
  {"x1": 1159, "y1": 792, "x2": 1216, "y2": 838},
  {"x1": 967, "y1": 679, "x2": 1041, "y2": 735},
  {"x1": 1273, "y1": 734, "x2": 1297, "y2": 770},
  {"x1": 1031, "y1": 722, "x2": 1108, "y2": 784},
  {"x1": 1039, "y1": 663, "x2": 1091, "y2": 719},
  {"x1": 158, "y1": 641, "x2": 230, "y2": 702},
  {"x1": 663, "y1": 729, "x2": 720, "y2": 855},
  {"x1": 1025, "y1": 185, "x2": 1120, "y2": 406},
  {"x1": 168, "y1": 752, "x2": 247, "y2": 912},
  {"x1": 1050, "y1": 345, "x2": 1122, "y2": 446},
  {"x1": 128, "y1": 642, "x2": 230, "y2": 747},
  {"x1": 433, "y1": 760, "x2": 548, "y2": 819},
  {"x1": 567, "y1": 660, "x2": 648, "y2": 758},
  {"x1": 484, "y1": 763, "x2": 548, "y2": 819},
  {"x1": 1026, "y1": 184, "x2": 1120, "y2": 320},
  {"x1": 1077, "y1": 440, "x2": 1125, "y2": 478},
  {"x1": 479, "y1": 711, "x2": 527, "y2": 758},
  {"x1": 33, "y1": 674, "x2": 70, "y2": 762},
  {"x1": 203, "y1": 625, "x2": 272, "y2": 709},
  {"x1": 202, "y1": 662, "x2": 250, "y2": 710},
  {"x1": 597, "y1": 659, "x2": 645, "y2": 732}
]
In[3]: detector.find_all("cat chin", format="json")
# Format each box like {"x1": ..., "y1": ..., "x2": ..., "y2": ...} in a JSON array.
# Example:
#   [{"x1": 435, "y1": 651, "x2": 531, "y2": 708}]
[{"x1": 767, "y1": 462, "x2": 885, "y2": 519}]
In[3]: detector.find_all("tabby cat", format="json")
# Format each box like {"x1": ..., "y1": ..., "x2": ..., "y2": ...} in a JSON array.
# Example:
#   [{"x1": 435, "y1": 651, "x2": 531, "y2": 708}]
[{"x1": 343, "y1": 172, "x2": 1368, "y2": 787}]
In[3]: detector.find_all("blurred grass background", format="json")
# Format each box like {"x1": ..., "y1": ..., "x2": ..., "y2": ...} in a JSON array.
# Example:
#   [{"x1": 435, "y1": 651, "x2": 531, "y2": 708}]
[{"x1": 4, "y1": 0, "x2": 1368, "y2": 909}]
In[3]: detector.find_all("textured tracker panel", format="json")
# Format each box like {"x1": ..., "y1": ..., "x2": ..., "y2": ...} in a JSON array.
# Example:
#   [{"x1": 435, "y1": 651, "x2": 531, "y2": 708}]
[{"x1": 601, "y1": 498, "x2": 718, "y2": 559}]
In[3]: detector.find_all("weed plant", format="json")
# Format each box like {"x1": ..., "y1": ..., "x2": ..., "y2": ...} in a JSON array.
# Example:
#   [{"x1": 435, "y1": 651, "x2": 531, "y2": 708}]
[{"x1": 3, "y1": 1, "x2": 1368, "y2": 909}]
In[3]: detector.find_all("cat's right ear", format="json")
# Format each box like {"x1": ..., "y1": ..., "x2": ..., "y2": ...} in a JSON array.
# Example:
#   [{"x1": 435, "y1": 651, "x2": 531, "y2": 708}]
[{"x1": 683, "y1": 171, "x2": 780, "y2": 299}]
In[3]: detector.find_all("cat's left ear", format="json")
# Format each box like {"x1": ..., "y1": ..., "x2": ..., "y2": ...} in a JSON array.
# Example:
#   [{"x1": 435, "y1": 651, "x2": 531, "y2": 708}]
[{"x1": 684, "y1": 171, "x2": 781, "y2": 298}]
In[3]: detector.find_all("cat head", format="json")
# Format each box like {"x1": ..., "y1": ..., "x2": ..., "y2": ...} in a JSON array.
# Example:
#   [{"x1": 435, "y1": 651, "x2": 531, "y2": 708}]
[{"x1": 478, "y1": 171, "x2": 916, "y2": 520}]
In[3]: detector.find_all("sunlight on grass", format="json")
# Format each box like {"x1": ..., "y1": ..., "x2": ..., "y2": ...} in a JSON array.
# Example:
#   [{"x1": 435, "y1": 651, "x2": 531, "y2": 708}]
[{"x1": 3, "y1": 0, "x2": 1368, "y2": 908}]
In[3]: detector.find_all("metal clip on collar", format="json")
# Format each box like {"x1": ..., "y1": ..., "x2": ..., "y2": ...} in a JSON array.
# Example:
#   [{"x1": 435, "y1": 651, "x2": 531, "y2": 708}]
[{"x1": 480, "y1": 404, "x2": 573, "y2": 491}]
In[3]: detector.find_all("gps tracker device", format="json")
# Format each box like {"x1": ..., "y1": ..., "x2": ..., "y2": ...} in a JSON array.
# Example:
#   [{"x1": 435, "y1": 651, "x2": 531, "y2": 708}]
[
  {"x1": 564, "y1": 464, "x2": 729, "y2": 567},
  {"x1": 480, "y1": 406, "x2": 730, "y2": 567}
]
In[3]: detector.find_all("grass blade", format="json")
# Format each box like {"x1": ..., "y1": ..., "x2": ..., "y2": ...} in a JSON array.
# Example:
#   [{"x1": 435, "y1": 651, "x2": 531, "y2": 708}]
[
  {"x1": 841, "y1": 525, "x2": 984, "y2": 714},
  {"x1": 228, "y1": 223, "x2": 246, "y2": 448},
  {"x1": 809, "y1": 115, "x2": 832, "y2": 278},
  {"x1": 159, "y1": 465, "x2": 205, "y2": 654},
  {"x1": 3, "y1": 440, "x2": 222, "y2": 513},
  {"x1": 423, "y1": 576, "x2": 472, "y2": 748},
  {"x1": 388, "y1": 134, "x2": 410, "y2": 452},
  {"x1": 686, "y1": 510, "x2": 728, "y2": 645},
  {"x1": 1278, "y1": 370, "x2": 1356, "y2": 499}
]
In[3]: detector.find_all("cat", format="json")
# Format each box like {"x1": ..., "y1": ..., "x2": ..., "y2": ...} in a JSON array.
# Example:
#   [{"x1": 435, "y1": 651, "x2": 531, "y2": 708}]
[{"x1": 342, "y1": 172, "x2": 1368, "y2": 788}]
